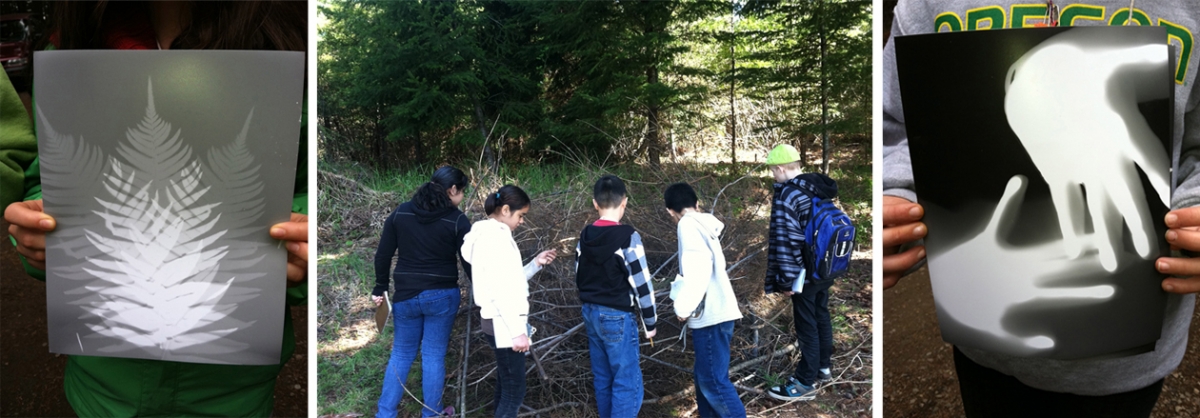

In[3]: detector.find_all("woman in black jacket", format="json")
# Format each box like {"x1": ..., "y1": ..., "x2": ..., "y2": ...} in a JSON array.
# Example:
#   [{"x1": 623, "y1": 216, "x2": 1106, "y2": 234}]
[{"x1": 371, "y1": 166, "x2": 471, "y2": 418}]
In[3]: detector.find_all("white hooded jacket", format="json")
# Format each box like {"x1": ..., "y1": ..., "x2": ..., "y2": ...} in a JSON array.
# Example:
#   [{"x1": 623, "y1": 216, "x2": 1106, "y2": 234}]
[
  {"x1": 670, "y1": 211, "x2": 743, "y2": 329},
  {"x1": 461, "y1": 218, "x2": 542, "y2": 348}
]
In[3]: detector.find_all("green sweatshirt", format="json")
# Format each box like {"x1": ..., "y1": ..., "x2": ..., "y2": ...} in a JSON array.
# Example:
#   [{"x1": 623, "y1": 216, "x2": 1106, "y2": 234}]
[
  {"x1": 4, "y1": 73, "x2": 308, "y2": 416},
  {"x1": 0, "y1": 70, "x2": 38, "y2": 210}
]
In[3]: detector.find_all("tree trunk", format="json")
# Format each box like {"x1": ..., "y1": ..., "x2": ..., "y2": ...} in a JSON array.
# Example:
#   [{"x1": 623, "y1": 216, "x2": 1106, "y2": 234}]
[
  {"x1": 645, "y1": 65, "x2": 662, "y2": 167},
  {"x1": 799, "y1": 136, "x2": 808, "y2": 169},
  {"x1": 820, "y1": 1, "x2": 831, "y2": 175},
  {"x1": 414, "y1": 130, "x2": 424, "y2": 167},
  {"x1": 729, "y1": 3, "x2": 737, "y2": 168},
  {"x1": 373, "y1": 110, "x2": 385, "y2": 169},
  {"x1": 670, "y1": 128, "x2": 677, "y2": 162},
  {"x1": 473, "y1": 99, "x2": 496, "y2": 172}
]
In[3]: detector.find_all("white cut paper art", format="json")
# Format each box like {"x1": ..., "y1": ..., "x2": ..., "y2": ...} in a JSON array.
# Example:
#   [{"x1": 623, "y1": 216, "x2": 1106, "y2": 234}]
[
  {"x1": 37, "y1": 51, "x2": 303, "y2": 365},
  {"x1": 896, "y1": 27, "x2": 1172, "y2": 360},
  {"x1": 1004, "y1": 35, "x2": 1171, "y2": 271}
]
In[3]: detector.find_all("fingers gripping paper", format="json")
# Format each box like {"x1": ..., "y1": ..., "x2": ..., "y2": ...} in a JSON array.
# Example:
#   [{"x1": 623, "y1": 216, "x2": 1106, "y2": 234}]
[
  {"x1": 36, "y1": 51, "x2": 304, "y2": 365},
  {"x1": 895, "y1": 27, "x2": 1173, "y2": 360}
]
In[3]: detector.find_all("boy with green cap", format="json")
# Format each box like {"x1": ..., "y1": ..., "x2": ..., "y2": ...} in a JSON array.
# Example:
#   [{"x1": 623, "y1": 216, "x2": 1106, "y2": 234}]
[{"x1": 763, "y1": 144, "x2": 840, "y2": 401}]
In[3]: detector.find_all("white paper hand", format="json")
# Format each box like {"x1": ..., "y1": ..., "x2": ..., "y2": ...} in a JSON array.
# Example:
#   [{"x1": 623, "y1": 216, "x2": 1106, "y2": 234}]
[
  {"x1": 1005, "y1": 34, "x2": 1170, "y2": 272},
  {"x1": 930, "y1": 175, "x2": 1117, "y2": 355}
]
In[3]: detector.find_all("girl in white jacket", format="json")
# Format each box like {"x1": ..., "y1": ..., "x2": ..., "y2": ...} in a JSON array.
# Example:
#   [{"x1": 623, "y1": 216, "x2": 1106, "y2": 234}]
[
  {"x1": 461, "y1": 184, "x2": 555, "y2": 418},
  {"x1": 665, "y1": 183, "x2": 746, "y2": 418}
]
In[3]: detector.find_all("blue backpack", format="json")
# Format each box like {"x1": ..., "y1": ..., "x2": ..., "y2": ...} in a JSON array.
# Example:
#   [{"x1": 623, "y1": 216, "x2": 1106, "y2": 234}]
[{"x1": 797, "y1": 190, "x2": 856, "y2": 282}]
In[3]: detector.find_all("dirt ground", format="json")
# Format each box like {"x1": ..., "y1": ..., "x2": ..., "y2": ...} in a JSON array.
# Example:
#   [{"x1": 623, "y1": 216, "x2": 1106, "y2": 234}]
[
  {"x1": 0, "y1": 220, "x2": 309, "y2": 417},
  {"x1": 883, "y1": 266, "x2": 1200, "y2": 418}
]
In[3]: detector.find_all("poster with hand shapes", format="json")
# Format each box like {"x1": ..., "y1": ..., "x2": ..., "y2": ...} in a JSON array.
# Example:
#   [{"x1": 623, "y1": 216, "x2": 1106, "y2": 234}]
[
  {"x1": 35, "y1": 50, "x2": 303, "y2": 365},
  {"x1": 895, "y1": 26, "x2": 1174, "y2": 360}
]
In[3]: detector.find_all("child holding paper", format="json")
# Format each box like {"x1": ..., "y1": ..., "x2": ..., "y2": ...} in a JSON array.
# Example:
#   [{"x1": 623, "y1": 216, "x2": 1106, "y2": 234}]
[
  {"x1": 665, "y1": 182, "x2": 745, "y2": 418},
  {"x1": 461, "y1": 185, "x2": 556, "y2": 418},
  {"x1": 2, "y1": 2, "x2": 308, "y2": 416},
  {"x1": 881, "y1": 2, "x2": 1200, "y2": 416},
  {"x1": 371, "y1": 165, "x2": 472, "y2": 418},
  {"x1": 763, "y1": 144, "x2": 841, "y2": 402}
]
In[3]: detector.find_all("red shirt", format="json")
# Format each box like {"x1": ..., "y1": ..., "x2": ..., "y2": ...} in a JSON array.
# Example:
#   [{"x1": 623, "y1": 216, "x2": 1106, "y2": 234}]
[{"x1": 49, "y1": 6, "x2": 157, "y2": 50}]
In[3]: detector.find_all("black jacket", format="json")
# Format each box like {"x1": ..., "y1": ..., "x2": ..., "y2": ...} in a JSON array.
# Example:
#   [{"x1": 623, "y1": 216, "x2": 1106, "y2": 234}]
[
  {"x1": 574, "y1": 223, "x2": 658, "y2": 332},
  {"x1": 372, "y1": 201, "x2": 471, "y2": 301}
]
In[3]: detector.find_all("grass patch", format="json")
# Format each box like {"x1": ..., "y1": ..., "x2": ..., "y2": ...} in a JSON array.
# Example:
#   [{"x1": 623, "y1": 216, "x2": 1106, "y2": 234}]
[{"x1": 318, "y1": 335, "x2": 391, "y2": 415}]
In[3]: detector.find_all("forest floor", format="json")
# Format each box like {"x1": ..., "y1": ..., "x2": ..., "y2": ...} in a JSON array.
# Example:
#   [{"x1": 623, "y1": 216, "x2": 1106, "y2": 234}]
[
  {"x1": 316, "y1": 140, "x2": 874, "y2": 417},
  {"x1": 883, "y1": 266, "x2": 1200, "y2": 418},
  {"x1": 0, "y1": 219, "x2": 310, "y2": 417}
]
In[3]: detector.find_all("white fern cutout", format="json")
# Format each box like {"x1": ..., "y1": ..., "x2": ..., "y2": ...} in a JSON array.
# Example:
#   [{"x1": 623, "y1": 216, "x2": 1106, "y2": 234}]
[
  {"x1": 75, "y1": 78, "x2": 259, "y2": 359},
  {"x1": 205, "y1": 109, "x2": 271, "y2": 275},
  {"x1": 36, "y1": 109, "x2": 108, "y2": 265},
  {"x1": 207, "y1": 110, "x2": 266, "y2": 238}
]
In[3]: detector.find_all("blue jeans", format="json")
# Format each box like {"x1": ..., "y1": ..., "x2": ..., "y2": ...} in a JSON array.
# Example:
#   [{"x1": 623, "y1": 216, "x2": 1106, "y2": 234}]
[
  {"x1": 376, "y1": 288, "x2": 460, "y2": 418},
  {"x1": 691, "y1": 321, "x2": 746, "y2": 418},
  {"x1": 581, "y1": 303, "x2": 643, "y2": 418},
  {"x1": 792, "y1": 280, "x2": 833, "y2": 386},
  {"x1": 486, "y1": 334, "x2": 527, "y2": 418}
]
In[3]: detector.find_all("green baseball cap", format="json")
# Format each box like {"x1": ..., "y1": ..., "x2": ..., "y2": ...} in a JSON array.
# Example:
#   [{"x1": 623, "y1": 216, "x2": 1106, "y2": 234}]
[{"x1": 766, "y1": 144, "x2": 801, "y2": 165}]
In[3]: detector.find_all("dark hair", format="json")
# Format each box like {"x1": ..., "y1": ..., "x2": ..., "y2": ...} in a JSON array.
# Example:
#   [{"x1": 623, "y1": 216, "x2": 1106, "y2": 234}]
[
  {"x1": 484, "y1": 184, "x2": 531, "y2": 216},
  {"x1": 664, "y1": 183, "x2": 699, "y2": 213},
  {"x1": 593, "y1": 175, "x2": 627, "y2": 209},
  {"x1": 46, "y1": 1, "x2": 306, "y2": 51},
  {"x1": 412, "y1": 166, "x2": 470, "y2": 212}
]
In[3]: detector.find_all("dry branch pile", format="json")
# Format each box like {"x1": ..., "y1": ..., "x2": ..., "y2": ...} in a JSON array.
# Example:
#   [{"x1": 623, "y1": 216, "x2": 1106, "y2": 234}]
[{"x1": 318, "y1": 162, "x2": 873, "y2": 418}]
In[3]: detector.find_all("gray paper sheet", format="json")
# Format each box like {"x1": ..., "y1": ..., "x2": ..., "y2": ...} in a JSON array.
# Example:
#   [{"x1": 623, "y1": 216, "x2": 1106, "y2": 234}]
[{"x1": 35, "y1": 50, "x2": 304, "y2": 365}]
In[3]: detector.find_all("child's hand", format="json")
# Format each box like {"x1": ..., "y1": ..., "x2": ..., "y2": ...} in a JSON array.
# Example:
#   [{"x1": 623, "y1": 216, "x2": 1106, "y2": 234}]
[
  {"x1": 535, "y1": 249, "x2": 557, "y2": 267},
  {"x1": 1156, "y1": 208, "x2": 1200, "y2": 294},
  {"x1": 270, "y1": 213, "x2": 308, "y2": 287},
  {"x1": 511, "y1": 334, "x2": 530, "y2": 353},
  {"x1": 644, "y1": 329, "x2": 657, "y2": 340},
  {"x1": 372, "y1": 295, "x2": 384, "y2": 306},
  {"x1": 5, "y1": 200, "x2": 55, "y2": 271},
  {"x1": 882, "y1": 195, "x2": 926, "y2": 289}
]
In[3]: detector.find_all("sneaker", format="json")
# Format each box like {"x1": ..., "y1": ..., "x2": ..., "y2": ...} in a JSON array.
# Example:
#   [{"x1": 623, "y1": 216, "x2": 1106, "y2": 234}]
[
  {"x1": 768, "y1": 376, "x2": 817, "y2": 401},
  {"x1": 817, "y1": 371, "x2": 834, "y2": 386}
]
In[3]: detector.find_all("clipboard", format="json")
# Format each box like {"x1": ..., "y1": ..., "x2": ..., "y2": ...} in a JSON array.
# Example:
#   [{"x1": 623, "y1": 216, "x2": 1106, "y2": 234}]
[{"x1": 375, "y1": 292, "x2": 391, "y2": 334}]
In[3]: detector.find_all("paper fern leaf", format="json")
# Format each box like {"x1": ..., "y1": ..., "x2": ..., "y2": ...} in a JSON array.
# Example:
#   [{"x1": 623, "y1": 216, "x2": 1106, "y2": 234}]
[
  {"x1": 36, "y1": 107, "x2": 108, "y2": 263},
  {"x1": 76, "y1": 79, "x2": 262, "y2": 360},
  {"x1": 206, "y1": 109, "x2": 266, "y2": 240}
]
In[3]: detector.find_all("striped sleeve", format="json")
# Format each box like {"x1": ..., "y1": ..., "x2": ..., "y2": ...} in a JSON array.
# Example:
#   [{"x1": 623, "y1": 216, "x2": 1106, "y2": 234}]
[{"x1": 623, "y1": 231, "x2": 657, "y2": 332}]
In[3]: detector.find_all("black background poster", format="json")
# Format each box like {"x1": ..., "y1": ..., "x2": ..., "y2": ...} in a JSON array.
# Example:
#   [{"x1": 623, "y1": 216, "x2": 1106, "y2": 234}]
[{"x1": 896, "y1": 26, "x2": 1172, "y2": 360}]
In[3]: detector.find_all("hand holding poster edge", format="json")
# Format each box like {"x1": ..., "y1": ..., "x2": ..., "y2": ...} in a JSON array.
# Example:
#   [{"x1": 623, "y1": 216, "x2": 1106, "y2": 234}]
[
  {"x1": 5, "y1": 199, "x2": 55, "y2": 270},
  {"x1": 1157, "y1": 208, "x2": 1200, "y2": 294},
  {"x1": 271, "y1": 212, "x2": 308, "y2": 286},
  {"x1": 881, "y1": 195, "x2": 927, "y2": 289}
]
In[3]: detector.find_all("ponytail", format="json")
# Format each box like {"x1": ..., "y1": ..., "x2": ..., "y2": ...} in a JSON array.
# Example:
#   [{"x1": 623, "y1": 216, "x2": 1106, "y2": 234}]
[
  {"x1": 412, "y1": 166, "x2": 470, "y2": 211},
  {"x1": 484, "y1": 184, "x2": 531, "y2": 216}
]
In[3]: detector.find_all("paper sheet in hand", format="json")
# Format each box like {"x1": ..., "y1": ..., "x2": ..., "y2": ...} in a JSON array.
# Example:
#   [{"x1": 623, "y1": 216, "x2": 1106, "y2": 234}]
[
  {"x1": 375, "y1": 292, "x2": 391, "y2": 334},
  {"x1": 36, "y1": 50, "x2": 304, "y2": 365},
  {"x1": 894, "y1": 27, "x2": 1173, "y2": 360}
]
